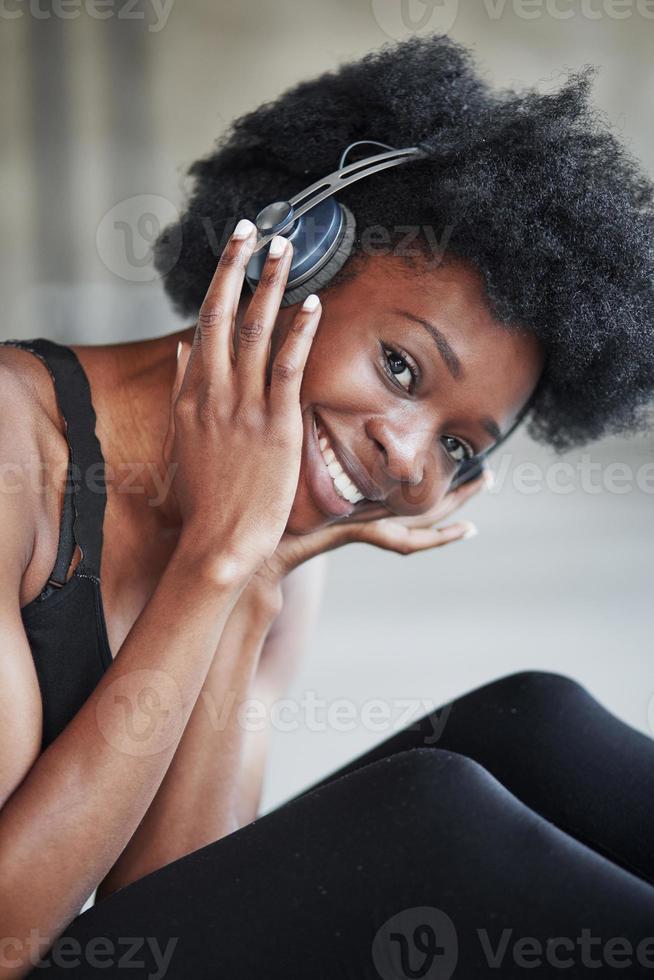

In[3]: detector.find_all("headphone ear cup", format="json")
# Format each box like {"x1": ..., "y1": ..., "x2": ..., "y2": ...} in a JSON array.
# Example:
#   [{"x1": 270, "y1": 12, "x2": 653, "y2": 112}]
[
  {"x1": 280, "y1": 204, "x2": 357, "y2": 307},
  {"x1": 448, "y1": 456, "x2": 486, "y2": 492}
]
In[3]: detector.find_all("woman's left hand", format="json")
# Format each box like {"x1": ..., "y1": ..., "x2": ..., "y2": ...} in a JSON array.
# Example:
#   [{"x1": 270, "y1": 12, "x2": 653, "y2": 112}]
[{"x1": 250, "y1": 468, "x2": 491, "y2": 609}]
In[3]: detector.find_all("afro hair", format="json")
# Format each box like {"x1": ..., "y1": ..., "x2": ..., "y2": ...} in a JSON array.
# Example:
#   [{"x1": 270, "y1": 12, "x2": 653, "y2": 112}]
[{"x1": 153, "y1": 34, "x2": 654, "y2": 452}]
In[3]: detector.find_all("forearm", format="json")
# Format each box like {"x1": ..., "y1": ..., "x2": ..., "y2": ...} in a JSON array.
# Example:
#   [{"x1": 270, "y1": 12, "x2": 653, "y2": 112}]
[
  {"x1": 0, "y1": 535, "x2": 250, "y2": 978},
  {"x1": 234, "y1": 678, "x2": 282, "y2": 827},
  {"x1": 235, "y1": 556, "x2": 329, "y2": 824},
  {"x1": 96, "y1": 585, "x2": 281, "y2": 899}
]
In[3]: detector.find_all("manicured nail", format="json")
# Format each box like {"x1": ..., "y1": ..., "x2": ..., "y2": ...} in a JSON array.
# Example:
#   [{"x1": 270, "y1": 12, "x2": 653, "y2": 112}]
[
  {"x1": 233, "y1": 218, "x2": 255, "y2": 239},
  {"x1": 461, "y1": 521, "x2": 479, "y2": 539},
  {"x1": 483, "y1": 468, "x2": 495, "y2": 489},
  {"x1": 268, "y1": 235, "x2": 288, "y2": 258},
  {"x1": 302, "y1": 293, "x2": 320, "y2": 312}
]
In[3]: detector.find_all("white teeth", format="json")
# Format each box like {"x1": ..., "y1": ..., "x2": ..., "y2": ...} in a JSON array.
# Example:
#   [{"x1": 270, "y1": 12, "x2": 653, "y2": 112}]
[
  {"x1": 334, "y1": 472, "x2": 351, "y2": 492},
  {"x1": 316, "y1": 422, "x2": 365, "y2": 503}
]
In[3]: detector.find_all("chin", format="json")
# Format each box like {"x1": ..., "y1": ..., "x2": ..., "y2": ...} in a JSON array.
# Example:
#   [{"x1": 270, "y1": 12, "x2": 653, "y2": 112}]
[
  {"x1": 284, "y1": 480, "x2": 332, "y2": 535},
  {"x1": 284, "y1": 503, "x2": 328, "y2": 536}
]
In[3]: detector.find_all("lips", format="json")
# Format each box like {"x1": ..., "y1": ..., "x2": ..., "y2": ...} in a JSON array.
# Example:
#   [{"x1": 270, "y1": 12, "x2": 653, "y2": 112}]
[
  {"x1": 314, "y1": 411, "x2": 385, "y2": 503},
  {"x1": 304, "y1": 410, "x2": 356, "y2": 518}
]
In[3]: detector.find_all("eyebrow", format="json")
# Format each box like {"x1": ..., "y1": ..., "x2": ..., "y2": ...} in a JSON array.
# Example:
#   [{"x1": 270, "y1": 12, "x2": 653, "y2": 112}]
[
  {"x1": 481, "y1": 416, "x2": 502, "y2": 444},
  {"x1": 393, "y1": 308, "x2": 464, "y2": 380},
  {"x1": 393, "y1": 307, "x2": 503, "y2": 449}
]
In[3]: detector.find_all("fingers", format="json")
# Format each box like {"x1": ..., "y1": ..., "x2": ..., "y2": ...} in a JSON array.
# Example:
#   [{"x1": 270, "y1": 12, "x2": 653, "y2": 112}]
[
  {"x1": 353, "y1": 518, "x2": 478, "y2": 556},
  {"x1": 235, "y1": 235, "x2": 295, "y2": 397},
  {"x1": 416, "y1": 519, "x2": 478, "y2": 548},
  {"x1": 268, "y1": 293, "x2": 322, "y2": 412},
  {"x1": 336, "y1": 467, "x2": 492, "y2": 531},
  {"x1": 195, "y1": 218, "x2": 258, "y2": 385}
]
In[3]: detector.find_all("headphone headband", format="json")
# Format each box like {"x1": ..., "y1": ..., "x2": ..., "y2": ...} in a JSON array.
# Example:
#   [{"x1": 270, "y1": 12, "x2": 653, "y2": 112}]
[
  {"x1": 249, "y1": 144, "x2": 427, "y2": 256},
  {"x1": 244, "y1": 138, "x2": 532, "y2": 492}
]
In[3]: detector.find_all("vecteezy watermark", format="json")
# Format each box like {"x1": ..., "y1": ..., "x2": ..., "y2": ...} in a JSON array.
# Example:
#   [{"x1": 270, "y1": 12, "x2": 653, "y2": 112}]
[
  {"x1": 96, "y1": 194, "x2": 182, "y2": 282},
  {"x1": 478, "y1": 928, "x2": 654, "y2": 970},
  {"x1": 0, "y1": 453, "x2": 178, "y2": 509},
  {"x1": 95, "y1": 195, "x2": 456, "y2": 284},
  {"x1": 198, "y1": 689, "x2": 452, "y2": 741},
  {"x1": 92, "y1": 668, "x2": 453, "y2": 755},
  {"x1": 371, "y1": 910, "x2": 654, "y2": 976},
  {"x1": 372, "y1": 907, "x2": 459, "y2": 980},
  {"x1": 0, "y1": 930, "x2": 177, "y2": 978},
  {"x1": 482, "y1": 452, "x2": 654, "y2": 498},
  {"x1": 95, "y1": 668, "x2": 185, "y2": 757},
  {"x1": 370, "y1": 0, "x2": 654, "y2": 40},
  {"x1": 0, "y1": 0, "x2": 176, "y2": 31},
  {"x1": 2, "y1": 447, "x2": 654, "y2": 513}
]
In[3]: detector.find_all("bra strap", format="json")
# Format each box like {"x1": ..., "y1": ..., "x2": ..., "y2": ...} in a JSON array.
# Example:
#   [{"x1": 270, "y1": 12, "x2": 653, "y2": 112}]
[{"x1": 0, "y1": 338, "x2": 107, "y2": 581}]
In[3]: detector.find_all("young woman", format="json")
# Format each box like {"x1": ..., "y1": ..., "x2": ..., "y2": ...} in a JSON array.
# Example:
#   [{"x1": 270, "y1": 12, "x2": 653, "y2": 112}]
[{"x1": 1, "y1": 34, "x2": 653, "y2": 979}]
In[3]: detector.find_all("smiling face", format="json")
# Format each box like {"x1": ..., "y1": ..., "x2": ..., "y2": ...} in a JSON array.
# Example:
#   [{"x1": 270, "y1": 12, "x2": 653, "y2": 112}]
[{"x1": 248, "y1": 253, "x2": 545, "y2": 535}]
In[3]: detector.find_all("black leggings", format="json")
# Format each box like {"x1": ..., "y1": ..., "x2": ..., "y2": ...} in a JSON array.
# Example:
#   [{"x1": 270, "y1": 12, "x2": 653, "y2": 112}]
[{"x1": 30, "y1": 671, "x2": 654, "y2": 978}]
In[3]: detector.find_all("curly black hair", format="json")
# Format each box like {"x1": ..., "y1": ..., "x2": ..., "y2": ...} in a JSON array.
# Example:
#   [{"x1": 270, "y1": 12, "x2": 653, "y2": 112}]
[{"x1": 153, "y1": 34, "x2": 654, "y2": 451}]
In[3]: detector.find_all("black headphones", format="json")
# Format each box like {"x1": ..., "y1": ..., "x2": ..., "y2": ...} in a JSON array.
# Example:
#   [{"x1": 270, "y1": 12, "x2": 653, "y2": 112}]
[{"x1": 245, "y1": 140, "x2": 530, "y2": 491}]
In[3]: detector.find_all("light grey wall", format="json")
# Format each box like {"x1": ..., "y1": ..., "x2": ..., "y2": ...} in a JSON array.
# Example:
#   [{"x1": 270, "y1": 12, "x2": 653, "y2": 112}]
[{"x1": 1, "y1": 0, "x2": 652, "y2": 810}]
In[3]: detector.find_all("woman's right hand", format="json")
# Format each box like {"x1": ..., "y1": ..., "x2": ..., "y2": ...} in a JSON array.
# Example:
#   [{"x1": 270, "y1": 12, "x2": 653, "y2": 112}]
[{"x1": 165, "y1": 219, "x2": 321, "y2": 586}]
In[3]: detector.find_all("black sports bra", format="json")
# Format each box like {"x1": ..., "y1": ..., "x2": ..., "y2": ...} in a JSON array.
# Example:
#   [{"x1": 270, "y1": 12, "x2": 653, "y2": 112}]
[{"x1": 0, "y1": 337, "x2": 113, "y2": 751}]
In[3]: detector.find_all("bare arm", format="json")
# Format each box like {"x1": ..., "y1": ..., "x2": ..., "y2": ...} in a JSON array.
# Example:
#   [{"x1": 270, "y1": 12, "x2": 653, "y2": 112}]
[
  {"x1": 0, "y1": 501, "x2": 249, "y2": 977},
  {"x1": 95, "y1": 553, "x2": 328, "y2": 897},
  {"x1": 0, "y1": 219, "x2": 321, "y2": 976},
  {"x1": 236, "y1": 554, "x2": 328, "y2": 824},
  {"x1": 94, "y1": 581, "x2": 281, "y2": 898}
]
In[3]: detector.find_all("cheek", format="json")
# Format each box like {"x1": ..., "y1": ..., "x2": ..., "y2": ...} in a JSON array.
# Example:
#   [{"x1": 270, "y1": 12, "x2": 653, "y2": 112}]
[{"x1": 300, "y1": 336, "x2": 380, "y2": 410}]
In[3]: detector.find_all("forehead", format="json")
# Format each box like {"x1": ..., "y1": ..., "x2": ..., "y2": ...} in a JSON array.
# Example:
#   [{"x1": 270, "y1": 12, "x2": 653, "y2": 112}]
[
  {"x1": 335, "y1": 252, "x2": 545, "y2": 421},
  {"x1": 356, "y1": 253, "x2": 506, "y2": 334}
]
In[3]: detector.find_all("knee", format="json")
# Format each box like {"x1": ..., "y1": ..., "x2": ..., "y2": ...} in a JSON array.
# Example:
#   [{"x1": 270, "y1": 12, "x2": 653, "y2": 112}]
[
  {"x1": 480, "y1": 669, "x2": 588, "y2": 712},
  {"x1": 363, "y1": 747, "x2": 498, "y2": 821}
]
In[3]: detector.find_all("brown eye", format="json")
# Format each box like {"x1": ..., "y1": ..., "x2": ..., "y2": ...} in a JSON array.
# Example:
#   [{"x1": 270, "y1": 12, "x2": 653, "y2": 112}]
[
  {"x1": 382, "y1": 345, "x2": 419, "y2": 393},
  {"x1": 441, "y1": 434, "x2": 473, "y2": 464}
]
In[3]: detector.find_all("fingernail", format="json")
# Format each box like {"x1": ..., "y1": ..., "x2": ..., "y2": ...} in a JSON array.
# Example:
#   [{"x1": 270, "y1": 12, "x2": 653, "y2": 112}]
[
  {"x1": 483, "y1": 468, "x2": 495, "y2": 489},
  {"x1": 268, "y1": 235, "x2": 288, "y2": 258},
  {"x1": 233, "y1": 218, "x2": 255, "y2": 239},
  {"x1": 176, "y1": 340, "x2": 182, "y2": 361},
  {"x1": 461, "y1": 521, "x2": 479, "y2": 539},
  {"x1": 302, "y1": 293, "x2": 320, "y2": 312}
]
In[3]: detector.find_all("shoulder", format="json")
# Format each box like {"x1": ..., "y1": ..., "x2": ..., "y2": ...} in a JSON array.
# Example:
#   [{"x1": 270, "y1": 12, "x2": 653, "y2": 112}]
[
  {"x1": 0, "y1": 344, "x2": 65, "y2": 428},
  {"x1": 0, "y1": 346, "x2": 70, "y2": 588}
]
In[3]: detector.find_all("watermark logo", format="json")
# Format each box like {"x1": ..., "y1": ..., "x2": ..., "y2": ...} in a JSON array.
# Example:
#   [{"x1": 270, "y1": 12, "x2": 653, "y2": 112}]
[
  {"x1": 0, "y1": 0, "x2": 176, "y2": 32},
  {"x1": 96, "y1": 194, "x2": 181, "y2": 283},
  {"x1": 370, "y1": 0, "x2": 654, "y2": 38},
  {"x1": 372, "y1": 907, "x2": 458, "y2": 980},
  {"x1": 370, "y1": 0, "x2": 461, "y2": 39},
  {"x1": 0, "y1": 930, "x2": 178, "y2": 979},
  {"x1": 95, "y1": 668, "x2": 184, "y2": 757}
]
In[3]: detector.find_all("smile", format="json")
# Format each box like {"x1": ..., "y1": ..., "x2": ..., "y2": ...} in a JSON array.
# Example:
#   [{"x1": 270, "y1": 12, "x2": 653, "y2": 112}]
[{"x1": 315, "y1": 420, "x2": 366, "y2": 504}]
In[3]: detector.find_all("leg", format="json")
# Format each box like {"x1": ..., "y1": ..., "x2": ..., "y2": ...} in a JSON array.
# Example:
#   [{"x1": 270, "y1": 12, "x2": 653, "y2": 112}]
[
  {"x1": 291, "y1": 670, "x2": 654, "y2": 885},
  {"x1": 29, "y1": 748, "x2": 654, "y2": 978}
]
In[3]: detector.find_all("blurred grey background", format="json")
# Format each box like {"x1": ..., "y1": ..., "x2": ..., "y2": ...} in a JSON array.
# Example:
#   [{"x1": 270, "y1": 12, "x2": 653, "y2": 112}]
[{"x1": 1, "y1": 0, "x2": 652, "y2": 814}]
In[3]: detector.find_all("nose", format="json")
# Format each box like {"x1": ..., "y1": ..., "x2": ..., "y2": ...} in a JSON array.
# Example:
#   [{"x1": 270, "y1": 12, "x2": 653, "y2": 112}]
[{"x1": 366, "y1": 416, "x2": 439, "y2": 505}]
